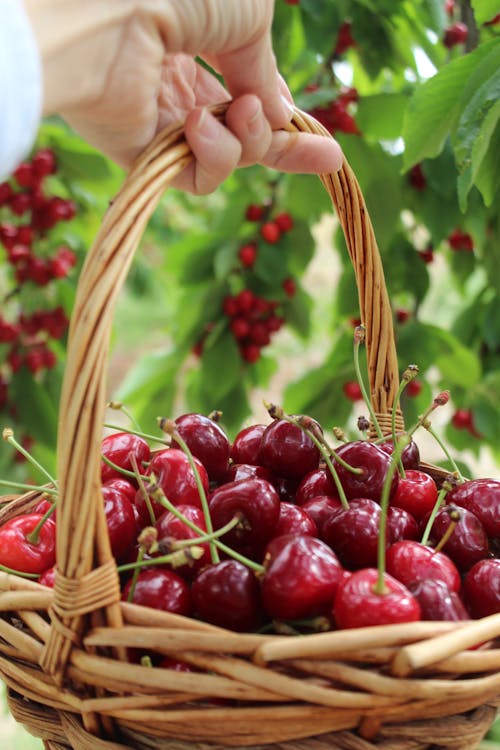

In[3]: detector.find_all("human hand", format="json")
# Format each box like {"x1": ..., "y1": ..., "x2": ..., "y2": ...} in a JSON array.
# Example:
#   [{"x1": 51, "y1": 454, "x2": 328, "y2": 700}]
[{"x1": 25, "y1": 0, "x2": 343, "y2": 193}]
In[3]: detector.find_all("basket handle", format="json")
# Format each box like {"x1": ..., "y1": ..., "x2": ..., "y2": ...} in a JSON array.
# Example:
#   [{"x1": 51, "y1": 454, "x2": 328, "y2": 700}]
[{"x1": 40, "y1": 103, "x2": 401, "y2": 681}]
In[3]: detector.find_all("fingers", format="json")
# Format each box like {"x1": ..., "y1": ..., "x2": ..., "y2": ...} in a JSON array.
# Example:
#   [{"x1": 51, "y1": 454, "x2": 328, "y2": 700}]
[
  {"x1": 224, "y1": 95, "x2": 272, "y2": 166},
  {"x1": 262, "y1": 130, "x2": 344, "y2": 175}
]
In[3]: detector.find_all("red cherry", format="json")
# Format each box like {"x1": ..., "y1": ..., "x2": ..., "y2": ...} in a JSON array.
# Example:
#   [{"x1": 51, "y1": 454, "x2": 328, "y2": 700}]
[
  {"x1": 406, "y1": 379, "x2": 422, "y2": 398},
  {"x1": 222, "y1": 462, "x2": 275, "y2": 486},
  {"x1": 259, "y1": 418, "x2": 321, "y2": 480},
  {"x1": 451, "y1": 408, "x2": 474, "y2": 430},
  {"x1": 100, "y1": 431, "x2": 151, "y2": 483},
  {"x1": 230, "y1": 424, "x2": 266, "y2": 465},
  {"x1": 322, "y1": 498, "x2": 384, "y2": 570},
  {"x1": 274, "y1": 212, "x2": 294, "y2": 233},
  {"x1": 0, "y1": 319, "x2": 20, "y2": 343},
  {"x1": 39, "y1": 566, "x2": 57, "y2": 588},
  {"x1": 102, "y1": 485, "x2": 140, "y2": 562},
  {"x1": 155, "y1": 504, "x2": 211, "y2": 576},
  {"x1": 240, "y1": 343, "x2": 262, "y2": 364},
  {"x1": 408, "y1": 164, "x2": 426, "y2": 191},
  {"x1": 146, "y1": 448, "x2": 210, "y2": 510},
  {"x1": 273, "y1": 502, "x2": 318, "y2": 538},
  {"x1": 222, "y1": 295, "x2": 238, "y2": 317},
  {"x1": 445, "y1": 0, "x2": 455, "y2": 17},
  {"x1": 234, "y1": 288, "x2": 256, "y2": 314},
  {"x1": 174, "y1": 412, "x2": 231, "y2": 482},
  {"x1": 122, "y1": 568, "x2": 192, "y2": 617},
  {"x1": 443, "y1": 21, "x2": 468, "y2": 48},
  {"x1": 0, "y1": 514, "x2": 56, "y2": 574},
  {"x1": 230, "y1": 316, "x2": 251, "y2": 340},
  {"x1": 13, "y1": 162, "x2": 35, "y2": 188},
  {"x1": 9, "y1": 192, "x2": 31, "y2": 216},
  {"x1": 334, "y1": 569, "x2": 421, "y2": 629},
  {"x1": 386, "y1": 540, "x2": 461, "y2": 592},
  {"x1": 446, "y1": 478, "x2": 500, "y2": 539},
  {"x1": 387, "y1": 506, "x2": 419, "y2": 543},
  {"x1": 262, "y1": 534, "x2": 343, "y2": 620},
  {"x1": 192, "y1": 559, "x2": 263, "y2": 631},
  {"x1": 238, "y1": 243, "x2": 257, "y2": 268},
  {"x1": 295, "y1": 468, "x2": 339, "y2": 505},
  {"x1": 0, "y1": 182, "x2": 14, "y2": 206},
  {"x1": 260, "y1": 221, "x2": 281, "y2": 244},
  {"x1": 342, "y1": 380, "x2": 363, "y2": 402},
  {"x1": 32, "y1": 148, "x2": 57, "y2": 178},
  {"x1": 249, "y1": 321, "x2": 271, "y2": 347},
  {"x1": 102, "y1": 477, "x2": 137, "y2": 504},
  {"x1": 334, "y1": 22, "x2": 356, "y2": 56},
  {"x1": 390, "y1": 470, "x2": 438, "y2": 521},
  {"x1": 463, "y1": 559, "x2": 500, "y2": 618},
  {"x1": 209, "y1": 477, "x2": 281, "y2": 550},
  {"x1": 425, "y1": 506, "x2": 490, "y2": 572},
  {"x1": 418, "y1": 246, "x2": 434, "y2": 263},
  {"x1": 409, "y1": 579, "x2": 469, "y2": 621},
  {"x1": 282, "y1": 277, "x2": 296, "y2": 297},
  {"x1": 333, "y1": 440, "x2": 399, "y2": 503},
  {"x1": 245, "y1": 204, "x2": 265, "y2": 222}
]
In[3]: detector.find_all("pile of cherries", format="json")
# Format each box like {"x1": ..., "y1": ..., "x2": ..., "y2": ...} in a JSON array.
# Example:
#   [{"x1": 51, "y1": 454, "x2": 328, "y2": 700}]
[{"x1": 1, "y1": 404, "x2": 498, "y2": 647}]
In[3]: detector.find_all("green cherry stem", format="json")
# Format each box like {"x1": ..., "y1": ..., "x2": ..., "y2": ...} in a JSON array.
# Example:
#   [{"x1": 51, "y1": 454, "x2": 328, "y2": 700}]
[
  {"x1": 0, "y1": 563, "x2": 40, "y2": 579},
  {"x1": 423, "y1": 424, "x2": 465, "y2": 483},
  {"x1": 374, "y1": 434, "x2": 410, "y2": 596},
  {"x1": 420, "y1": 480, "x2": 453, "y2": 547},
  {"x1": 406, "y1": 391, "x2": 450, "y2": 439},
  {"x1": 130, "y1": 453, "x2": 156, "y2": 527},
  {"x1": 0, "y1": 480, "x2": 58, "y2": 496},
  {"x1": 103, "y1": 422, "x2": 168, "y2": 447},
  {"x1": 353, "y1": 327, "x2": 384, "y2": 441},
  {"x1": 106, "y1": 401, "x2": 143, "y2": 432},
  {"x1": 26, "y1": 501, "x2": 56, "y2": 545},
  {"x1": 158, "y1": 418, "x2": 219, "y2": 565},
  {"x1": 391, "y1": 365, "x2": 419, "y2": 479},
  {"x1": 126, "y1": 546, "x2": 146, "y2": 602},
  {"x1": 2, "y1": 428, "x2": 58, "y2": 487}
]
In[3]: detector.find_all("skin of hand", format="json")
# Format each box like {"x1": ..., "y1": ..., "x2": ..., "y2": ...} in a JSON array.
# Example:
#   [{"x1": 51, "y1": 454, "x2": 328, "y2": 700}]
[{"x1": 24, "y1": 0, "x2": 343, "y2": 193}]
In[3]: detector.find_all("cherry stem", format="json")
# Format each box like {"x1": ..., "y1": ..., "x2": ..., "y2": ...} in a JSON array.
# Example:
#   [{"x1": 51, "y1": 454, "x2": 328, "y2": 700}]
[
  {"x1": 0, "y1": 480, "x2": 58, "y2": 496},
  {"x1": 423, "y1": 424, "x2": 465, "y2": 483},
  {"x1": 103, "y1": 422, "x2": 168, "y2": 447},
  {"x1": 2, "y1": 428, "x2": 57, "y2": 487},
  {"x1": 391, "y1": 365, "x2": 418, "y2": 479},
  {"x1": 420, "y1": 483, "x2": 452, "y2": 547},
  {"x1": 374, "y1": 434, "x2": 409, "y2": 596},
  {"x1": 0, "y1": 563, "x2": 40, "y2": 579},
  {"x1": 130, "y1": 453, "x2": 156, "y2": 526},
  {"x1": 406, "y1": 391, "x2": 450, "y2": 439},
  {"x1": 106, "y1": 401, "x2": 142, "y2": 432},
  {"x1": 26, "y1": 502, "x2": 56, "y2": 545},
  {"x1": 158, "y1": 418, "x2": 219, "y2": 565},
  {"x1": 433, "y1": 508, "x2": 461, "y2": 554},
  {"x1": 126, "y1": 546, "x2": 145, "y2": 602},
  {"x1": 353, "y1": 328, "x2": 384, "y2": 441}
]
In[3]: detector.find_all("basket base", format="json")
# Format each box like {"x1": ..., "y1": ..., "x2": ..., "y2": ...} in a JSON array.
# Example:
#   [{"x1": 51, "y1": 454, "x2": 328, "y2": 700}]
[{"x1": 7, "y1": 690, "x2": 498, "y2": 750}]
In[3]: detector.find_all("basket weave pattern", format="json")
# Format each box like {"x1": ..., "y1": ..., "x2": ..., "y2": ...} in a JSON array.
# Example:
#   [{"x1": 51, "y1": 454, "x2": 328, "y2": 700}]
[{"x1": 0, "y1": 106, "x2": 499, "y2": 749}]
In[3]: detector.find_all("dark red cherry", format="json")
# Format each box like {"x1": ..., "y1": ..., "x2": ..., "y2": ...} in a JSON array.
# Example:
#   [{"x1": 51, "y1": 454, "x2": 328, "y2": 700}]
[
  {"x1": 122, "y1": 568, "x2": 192, "y2": 616},
  {"x1": 446, "y1": 478, "x2": 500, "y2": 540},
  {"x1": 100, "y1": 431, "x2": 151, "y2": 483},
  {"x1": 409, "y1": 579, "x2": 469, "y2": 621},
  {"x1": 300, "y1": 496, "x2": 342, "y2": 536},
  {"x1": 295, "y1": 468, "x2": 340, "y2": 505},
  {"x1": 333, "y1": 441, "x2": 399, "y2": 503},
  {"x1": 379, "y1": 439, "x2": 420, "y2": 469},
  {"x1": 387, "y1": 506, "x2": 419, "y2": 543},
  {"x1": 259, "y1": 418, "x2": 321, "y2": 479},
  {"x1": 463, "y1": 559, "x2": 500, "y2": 618},
  {"x1": 191, "y1": 559, "x2": 263, "y2": 631},
  {"x1": 390, "y1": 470, "x2": 438, "y2": 522},
  {"x1": 154, "y1": 504, "x2": 210, "y2": 576},
  {"x1": 221, "y1": 463, "x2": 276, "y2": 487},
  {"x1": 425, "y1": 506, "x2": 489, "y2": 573},
  {"x1": 321, "y1": 498, "x2": 384, "y2": 570},
  {"x1": 273, "y1": 502, "x2": 318, "y2": 538},
  {"x1": 103, "y1": 477, "x2": 137, "y2": 504},
  {"x1": 209, "y1": 478, "x2": 280, "y2": 550},
  {"x1": 0, "y1": 514, "x2": 56, "y2": 574},
  {"x1": 273, "y1": 475, "x2": 301, "y2": 503},
  {"x1": 230, "y1": 424, "x2": 266, "y2": 465},
  {"x1": 147, "y1": 448, "x2": 210, "y2": 510},
  {"x1": 334, "y1": 569, "x2": 421, "y2": 629},
  {"x1": 174, "y1": 413, "x2": 231, "y2": 481},
  {"x1": 39, "y1": 566, "x2": 57, "y2": 587},
  {"x1": 262, "y1": 534, "x2": 343, "y2": 620},
  {"x1": 102, "y1": 485, "x2": 140, "y2": 563},
  {"x1": 386, "y1": 540, "x2": 461, "y2": 592}
]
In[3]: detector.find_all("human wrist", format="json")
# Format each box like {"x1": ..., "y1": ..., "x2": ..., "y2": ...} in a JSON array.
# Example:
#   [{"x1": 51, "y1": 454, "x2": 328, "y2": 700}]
[{"x1": 23, "y1": 0, "x2": 138, "y2": 114}]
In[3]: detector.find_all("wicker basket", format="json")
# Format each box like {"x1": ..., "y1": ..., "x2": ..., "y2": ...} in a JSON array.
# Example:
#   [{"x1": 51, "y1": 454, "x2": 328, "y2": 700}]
[{"x1": 0, "y1": 105, "x2": 499, "y2": 750}]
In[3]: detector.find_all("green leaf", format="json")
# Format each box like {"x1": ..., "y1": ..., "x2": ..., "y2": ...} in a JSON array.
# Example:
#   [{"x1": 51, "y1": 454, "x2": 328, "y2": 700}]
[
  {"x1": 253, "y1": 244, "x2": 290, "y2": 285},
  {"x1": 356, "y1": 93, "x2": 408, "y2": 140},
  {"x1": 402, "y1": 39, "x2": 498, "y2": 169},
  {"x1": 283, "y1": 288, "x2": 313, "y2": 337},
  {"x1": 474, "y1": 120, "x2": 500, "y2": 206},
  {"x1": 284, "y1": 174, "x2": 331, "y2": 224},
  {"x1": 8, "y1": 370, "x2": 58, "y2": 447},
  {"x1": 471, "y1": 0, "x2": 500, "y2": 25},
  {"x1": 199, "y1": 331, "x2": 242, "y2": 403}
]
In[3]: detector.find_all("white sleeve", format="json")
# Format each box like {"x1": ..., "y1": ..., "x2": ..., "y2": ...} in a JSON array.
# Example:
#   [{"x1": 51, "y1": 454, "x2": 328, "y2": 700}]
[{"x1": 0, "y1": 0, "x2": 42, "y2": 180}]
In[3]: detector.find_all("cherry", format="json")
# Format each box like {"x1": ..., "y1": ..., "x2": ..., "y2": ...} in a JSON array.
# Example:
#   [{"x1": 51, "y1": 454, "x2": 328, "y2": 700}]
[
  {"x1": 191, "y1": 559, "x2": 263, "y2": 631},
  {"x1": 122, "y1": 568, "x2": 192, "y2": 617},
  {"x1": 300, "y1": 496, "x2": 342, "y2": 535},
  {"x1": 222, "y1": 462, "x2": 275, "y2": 487},
  {"x1": 295, "y1": 468, "x2": 339, "y2": 505},
  {"x1": 262, "y1": 534, "x2": 343, "y2": 621},
  {"x1": 333, "y1": 441, "x2": 399, "y2": 503},
  {"x1": 174, "y1": 412, "x2": 231, "y2": 481},
  {"x1": 274, "y1": 213, "x2": 294, "y2": 233},
  {"x1": 32, "y1": 148, "x2": 57, "y2": 178},
  {"x1": 230, "y1": 317, "x2": 251, "y2": 339},
  {"x1": 0, "y1": 514, "x2": 56, "y2": 574},
  {"x1": 390, "y1": 470, "x2": 438, "y2": 521},
  {"x1": 425, "y1": 506, "x2": 489, "y2": 573},
  {"x1": 321, "y1": 498, "x2": 384, "y2": 570},
  {"x1": 154, "y1": 504, "x2": 210, "y2": 576},
  {"x1": 451, "y1": 408, "x2": 474, "y2": 430},
  {"x1": 259, "y1": 418, "x2": 320, "y2": 480},
  {"x1": 245, "y1": 204, "x2": 265, "y2": 222},
  {"x1": 239, "y1": 243, "x2": 257, "y2": 268},
  {"x1": 418, "y1": 246, "x2": 434, "y2": 263},
  {"x1": 39, "y1": 566, "x2": 57, "y2": 588},
  {"x1": 334, "y1": 21, "x2": 356, "y2": 56},
  {"x1": 443, "y1": 21, "x2": 468, "y2": 48},
  {"x1": 463, "y1": 559, "x2": 500, "y2": 618},
  {"x1": 385, "y1": 540, "x2": 461, "y2": 592},
  {"x1": 273, "y1": 502, "x2": 318, "y2": 538},
  {"x1": 408, "y1": 164, "x2": 426, "y2": 191},
  {"x1": 102, "y1": 485, "x2": 140, "y2": 563},
  {"x1": 334, "y1": 569, "x2": 421, "y2": 629},
  {"x1": 260, "y1": 221, "x2": 281, "y2": 244},
  {"x1": 446, "y1": 478, "x2": 500, "y2": 539},
  {"x1": 342, "y1": 381, "x2": 363, "y2": 402},
  {"x1": 209, "y1": 477, "x2": 280, "y2": 550},
  {"x1": 379, "y1": 438, "x2": 420, "y2": 470},
  {"x1": 100, "y1": 431, "x2": 151, "y2": 483},
  {"x1": 146, "y1": 448, "x2": 210, "y2": 510},
  {"x1": 409, "y1": 579, "x2": 469, "y2": 621},
  {"x1": 387, "y1": 506, "x2": 419, "y2": 543},
  {"x1": 406, "y1": 379, "x2": 422, "y2": 398},
  {"x1": 241, "y1": 343, "x2": 261, "y2": 364},
  {"x1": 102, "y1": 477, "x2": 137, "y2": 504},
  {"x1": 282, "y1": 277, "x2": 296, "y2": 297}
]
